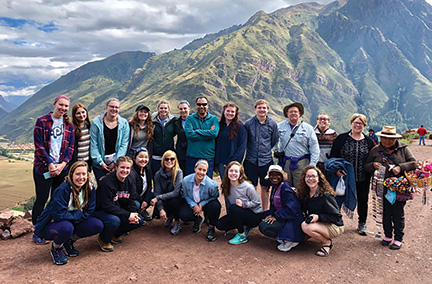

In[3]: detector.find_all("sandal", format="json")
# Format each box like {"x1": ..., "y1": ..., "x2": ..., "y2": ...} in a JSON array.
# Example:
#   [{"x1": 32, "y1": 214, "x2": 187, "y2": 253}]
[{"x1": 316, "y1": 239, "x2": 333, "y2": 257}]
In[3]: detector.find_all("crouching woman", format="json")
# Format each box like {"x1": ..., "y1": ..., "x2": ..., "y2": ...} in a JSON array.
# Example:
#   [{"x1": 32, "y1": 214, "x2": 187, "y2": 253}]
[
  {"x1": 297, "y1": 165, "x2": 344, "y2": 257},
  {"x1": 93, "y1": 156, "x2": 144, "y2": 252},
  {"x1": 258, "y1": 165, "x2": 304, "y2": 252},
  {"x1": 34, "y1": 161, "x2": 103, "y2": 265}
]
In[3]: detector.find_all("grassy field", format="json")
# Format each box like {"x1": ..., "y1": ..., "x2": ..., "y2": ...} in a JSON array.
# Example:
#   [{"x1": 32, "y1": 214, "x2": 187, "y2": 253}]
[{"x1": 0, "y1": 156, "x2": 34, "y2": 210}]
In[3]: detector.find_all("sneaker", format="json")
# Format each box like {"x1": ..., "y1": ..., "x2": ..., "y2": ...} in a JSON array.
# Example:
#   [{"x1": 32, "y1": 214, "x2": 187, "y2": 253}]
[
  {"x1": 50, "y1": 244, "x2": 68, "y2": 265},
  {"x1": 111, "y1": 235, "x2": 123, "y2": 244},
  {"x1": 97, "y1": 236, "x2": 114, "y2": 252},
  {"x1": 390, "y1": 240, "x2": 403, "y2": 250},
  {"x1": 228, "y1": 233, "x2": 248, "y2": 245},
  {"x1": 192, "y1": 216, "x2": 204, "y2": 233},
  {"x1": 357, "y1": 223, "x2": 368, "y2": 236},
  {"x1": 63, "y1": 239, "x2": 79, "y2": 257},
  {"x1": 244, "y1": 227, "x2": 251, "y2": 237},
  {"x1": 206, "y1": 226, "x2": 217, "y2": 242},
  {"x1": 381, "y1": 237, "x2": 392, "y2": 246},
  {"x1": 170, "y1": 222, "x2": 182, "y2": 235},
  {"x1": 164, "y1": 216, "x2": 174, "y2": 228},
  {"x1": 277, "y1": 241, "x2": 299, "y2": 252},
  {"x1": 32, "y1": 233, "x2": 49, "y2": 245},
  {"x1": 142, "y1": 210, "x2": 153, "y2": 222}
]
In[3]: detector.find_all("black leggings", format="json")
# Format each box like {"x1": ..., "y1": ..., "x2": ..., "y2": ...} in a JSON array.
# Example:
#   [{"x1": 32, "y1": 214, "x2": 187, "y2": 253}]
[
  {"x1": 356, "y1": 179, "x2": 370, "y2": 224},
  {"x1": 216, "y1": 204, "x2": 262, "y2": 233},
  {"x1": 383, "y1": 199, "x2": 406, "y2": 242},
  {"x1": 179, "y1": 199, "x2": 221, "y2": 226}
]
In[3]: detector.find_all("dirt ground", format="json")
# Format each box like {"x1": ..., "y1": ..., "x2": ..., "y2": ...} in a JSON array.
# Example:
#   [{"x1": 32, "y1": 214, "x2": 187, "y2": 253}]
[{"x1": 1, "y1": 142, "x2": 431, "y2": 284}]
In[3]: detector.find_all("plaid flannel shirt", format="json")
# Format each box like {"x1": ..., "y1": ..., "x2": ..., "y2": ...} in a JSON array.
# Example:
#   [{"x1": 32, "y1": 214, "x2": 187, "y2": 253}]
[{"x1": 33, "y1": 113, "x2": 75, "y2": 175}]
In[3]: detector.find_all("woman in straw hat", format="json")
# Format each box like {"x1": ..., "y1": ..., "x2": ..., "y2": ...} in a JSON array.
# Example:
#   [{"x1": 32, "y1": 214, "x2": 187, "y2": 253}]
[{"x1": 365, "y1": 126, "x2": 416, "y2": 250}]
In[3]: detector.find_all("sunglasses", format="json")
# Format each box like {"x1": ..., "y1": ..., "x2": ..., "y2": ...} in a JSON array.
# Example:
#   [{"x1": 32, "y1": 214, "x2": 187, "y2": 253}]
[
  {"x1": 164, "y1": 157, "x2": 175, "y2": 162},
  {"x1": 196, "y1": 103, "x2": 208, "y2": 107}
]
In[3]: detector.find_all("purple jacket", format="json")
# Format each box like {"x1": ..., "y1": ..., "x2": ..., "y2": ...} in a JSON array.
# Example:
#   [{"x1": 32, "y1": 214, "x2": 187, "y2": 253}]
[{"x1": 33, "y1": 113, "x2": 74, "y2": 175}]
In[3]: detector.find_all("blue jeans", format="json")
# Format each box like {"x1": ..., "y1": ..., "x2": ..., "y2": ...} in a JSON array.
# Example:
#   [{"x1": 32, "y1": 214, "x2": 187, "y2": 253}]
[
  {"x1": 216, "y1": 163, "x2": 227, "y2": 180},
  {"x1": 185, "y1": 157, "x2": 214, "y2": 178},
  {"x1": 92, "y1": 211, "x2": 144, "y2": 243},
  {"x1": 40, "y1": 217, "x2": 103, "y2": 245},
  {"x1": 419, "y1": 136, "x2": 426, "y2": 145}
]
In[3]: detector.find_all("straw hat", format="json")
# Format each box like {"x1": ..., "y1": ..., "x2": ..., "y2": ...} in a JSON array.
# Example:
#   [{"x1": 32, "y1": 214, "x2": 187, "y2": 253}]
[
  {"x1": 265, "y1": 165, "x2": 288, "y2": 180},
  {"x1": 376, "y1": 126, "x2": 402, "y2": 138}
]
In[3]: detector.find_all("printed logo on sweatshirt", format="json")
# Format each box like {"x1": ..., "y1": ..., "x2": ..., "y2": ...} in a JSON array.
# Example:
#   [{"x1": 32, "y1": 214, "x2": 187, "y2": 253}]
[{"x1": 113, "y1": 191, "x2": 130, "y2": 201}]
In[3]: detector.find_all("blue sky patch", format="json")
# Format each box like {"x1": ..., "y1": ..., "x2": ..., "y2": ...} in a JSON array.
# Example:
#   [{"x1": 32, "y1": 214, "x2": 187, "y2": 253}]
[{"x1": 0, "y1": 17, "x2": 57, "y2": 32}]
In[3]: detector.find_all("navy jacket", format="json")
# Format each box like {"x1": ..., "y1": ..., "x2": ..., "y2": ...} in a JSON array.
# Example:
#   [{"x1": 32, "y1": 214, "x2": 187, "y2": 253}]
[
  {"x1": 215, "y1": 121, "x2": 247, "y2": 165},
  {"x1": 34, "y1": 180, "x2": 96, "y2": 236},
  {"x1": 262, "y1": 182, "x2": 304, "y2": 242}
]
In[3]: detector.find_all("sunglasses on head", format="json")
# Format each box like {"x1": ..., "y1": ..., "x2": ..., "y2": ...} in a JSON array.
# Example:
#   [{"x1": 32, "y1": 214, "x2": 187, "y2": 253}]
[
  {"x1": 196, "y1": 103, "x2": 208, "y2": 107},
  {"x1": 164, "y1": 157, "x2": 175, "y2": 162}
]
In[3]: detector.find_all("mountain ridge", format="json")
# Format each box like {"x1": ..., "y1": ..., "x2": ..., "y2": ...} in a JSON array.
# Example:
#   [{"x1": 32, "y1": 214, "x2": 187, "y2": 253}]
[{"x1": 2, "y1": 0, "x2": 432, "y2": 142}]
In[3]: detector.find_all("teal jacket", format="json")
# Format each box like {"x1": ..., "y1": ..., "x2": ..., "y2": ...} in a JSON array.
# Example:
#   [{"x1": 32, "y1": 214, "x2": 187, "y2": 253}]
[
  {"x1": 90, "y1": 113, "x2": 130, "y2": 169},
  {"x1": 184, "y1": 112, "x2": 219, "y2": 159}
]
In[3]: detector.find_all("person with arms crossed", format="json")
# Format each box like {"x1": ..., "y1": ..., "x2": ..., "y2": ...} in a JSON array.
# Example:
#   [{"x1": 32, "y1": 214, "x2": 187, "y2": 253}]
[{"x1": 184, "y1": 96, "x2": 219, "y2": 177}]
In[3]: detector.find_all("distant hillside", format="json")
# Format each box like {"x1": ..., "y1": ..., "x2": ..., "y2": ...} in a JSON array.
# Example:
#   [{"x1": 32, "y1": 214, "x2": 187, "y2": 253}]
[{"x1": 2, "y1": 0, "x2": 432, "y2": 142}]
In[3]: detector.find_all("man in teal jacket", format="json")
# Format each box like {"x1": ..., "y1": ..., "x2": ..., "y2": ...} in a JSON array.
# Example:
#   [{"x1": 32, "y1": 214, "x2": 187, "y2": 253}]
[{"x1": 184, "y1": 96, "x2": 219, "y2": 177}]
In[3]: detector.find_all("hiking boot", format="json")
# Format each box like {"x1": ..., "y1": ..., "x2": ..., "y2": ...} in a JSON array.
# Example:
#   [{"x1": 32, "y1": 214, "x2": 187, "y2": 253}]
[
  {"x1": 192, "y1": 216, "x2": 204, "y2": 233},
  {"x1": 50, "y1": 244, "x2": 68, "y2": 265},
  {"x1": 228, "y1": 233, "x2": 247, "y2": 245},
  {"x1": 63, "y1": 239, "x2": 79, "y2": 257},
  {"x1": 277, "y1": 241, "x2": 299, "y2": 252},
  {"x1": 170, "y1": 222, "x2": 182, "y2": 235},
  {"x1": 97, "y1": 236, "x2": 114, "y2": 252},
  {"x1": 206, "y1": 226, "x2": 216, "y2": 242},
  {"x1": 164, "y1": 216, "x2": 174, "y2": 228},
  {"x1": 111, "y1": 235, "x2": 123, "y2": 244},
  {"x1": 142, "y1": 210, "x2": 153, "y2": 222},
  {"x1": 357, "y1": 223, "x2": 368, "y2": 236},
  {"x1": 32, "y1": 233, "x2": 49, "y2": 245}
]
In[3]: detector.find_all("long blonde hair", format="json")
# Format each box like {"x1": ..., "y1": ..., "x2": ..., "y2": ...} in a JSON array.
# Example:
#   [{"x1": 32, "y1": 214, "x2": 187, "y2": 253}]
[
  {"x1": 161, "y1": 150, "x2": 180, "y2": 186},
  {"x1": 66, "y1": 161, "x2": 92, "y2": 210}
]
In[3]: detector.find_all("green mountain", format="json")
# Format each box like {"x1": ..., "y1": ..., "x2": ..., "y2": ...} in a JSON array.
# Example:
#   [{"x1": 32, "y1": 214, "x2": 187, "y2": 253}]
[{"x1": 2, "y1": 0, "x2": 432, "y2": 142}]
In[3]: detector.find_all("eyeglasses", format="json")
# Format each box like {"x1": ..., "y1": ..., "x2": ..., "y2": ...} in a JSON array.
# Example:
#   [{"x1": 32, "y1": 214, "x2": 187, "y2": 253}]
[
  {"x1": 196, "y1": 103, "x2": 208, "y2": 107},
  {"x1": 306, "y1": 175, "x2": 318, "y2": 179},
  {"x1": 317, "y1": 118, "x2": 329, "y2": 121},
  {"x1": 352, "y1": 122, "x2": 364, "y2": 126},
  {"x1": 164, "y1": 157, "x2": 175, "y2": 162}
]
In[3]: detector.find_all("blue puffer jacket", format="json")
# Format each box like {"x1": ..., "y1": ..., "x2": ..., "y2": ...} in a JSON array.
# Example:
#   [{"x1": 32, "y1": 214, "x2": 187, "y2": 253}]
[{"x1": 34, "y1": 180, "x2": 96, "y2": 236}]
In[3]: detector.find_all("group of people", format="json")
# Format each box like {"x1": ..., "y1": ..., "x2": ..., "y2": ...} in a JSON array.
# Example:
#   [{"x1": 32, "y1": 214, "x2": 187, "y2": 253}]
[{"x1": 31, "y1": 94, "x2": 415, "y2": 266}]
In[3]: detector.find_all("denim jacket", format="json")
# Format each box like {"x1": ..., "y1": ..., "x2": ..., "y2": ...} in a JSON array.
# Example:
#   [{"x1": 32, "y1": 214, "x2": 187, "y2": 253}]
[{"x1": 182, "y1": 174, "x2": 219, "y2": 208}]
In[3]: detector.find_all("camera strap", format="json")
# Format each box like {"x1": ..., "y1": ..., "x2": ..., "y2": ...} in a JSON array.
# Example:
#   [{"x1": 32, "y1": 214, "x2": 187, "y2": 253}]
[{"x1": 281, "y1": 122, "x2": 302, "y2": 152}]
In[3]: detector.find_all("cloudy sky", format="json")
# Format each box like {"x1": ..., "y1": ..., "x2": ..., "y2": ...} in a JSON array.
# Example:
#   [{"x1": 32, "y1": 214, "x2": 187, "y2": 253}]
[{"x1": 1, "y1": 0, "x2": 430, "y2": 99}]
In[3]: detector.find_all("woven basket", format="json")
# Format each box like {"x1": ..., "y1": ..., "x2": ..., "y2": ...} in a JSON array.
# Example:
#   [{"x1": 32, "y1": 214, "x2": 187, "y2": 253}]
[{"x1": 405, "y1": 172, "x2": 432, "y2": 189}]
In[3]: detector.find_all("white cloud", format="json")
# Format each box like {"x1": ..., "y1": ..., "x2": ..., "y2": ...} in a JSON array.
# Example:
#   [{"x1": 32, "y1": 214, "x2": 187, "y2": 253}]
[{"x1": 5, "y1": 0, "x2": 424, "y2": 98}]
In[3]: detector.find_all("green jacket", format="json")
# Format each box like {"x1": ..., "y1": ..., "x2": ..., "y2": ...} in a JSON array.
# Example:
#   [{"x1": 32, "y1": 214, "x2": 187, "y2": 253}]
[
  {"x1": 152, "y1": 114, "x2": 176, "y2": 157},
  {"x1": 185, "y1": 112, "x2": 219, "y2": 159}
]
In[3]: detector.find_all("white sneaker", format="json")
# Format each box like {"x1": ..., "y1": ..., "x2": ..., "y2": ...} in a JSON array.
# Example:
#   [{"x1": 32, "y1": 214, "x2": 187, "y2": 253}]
[{"x1": 277, "y1": 241, "x2": 299, "y2": 252}]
